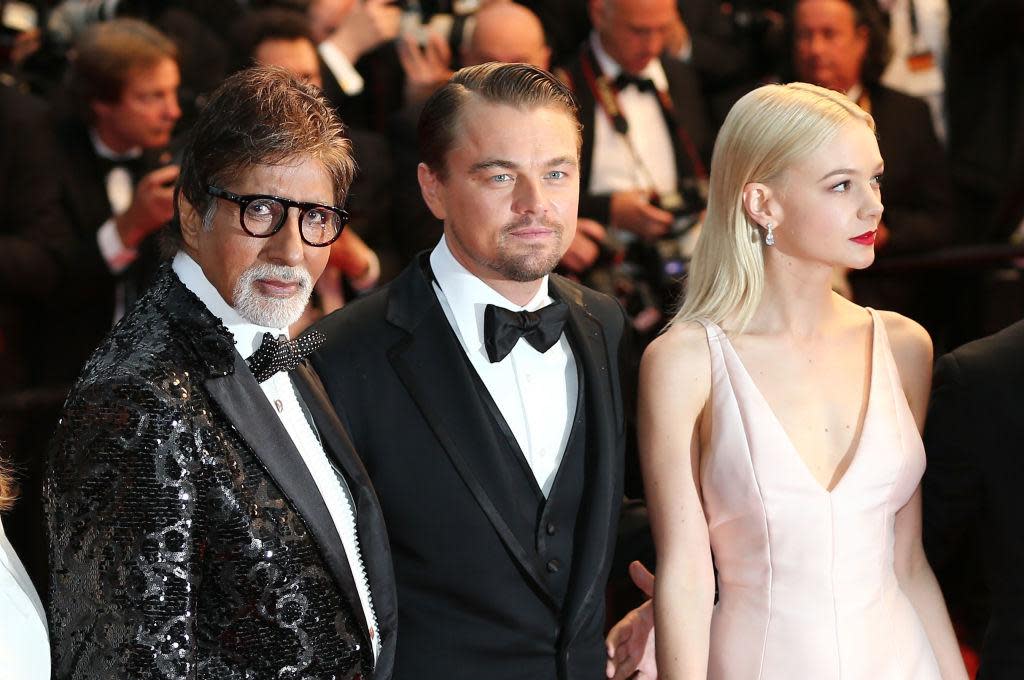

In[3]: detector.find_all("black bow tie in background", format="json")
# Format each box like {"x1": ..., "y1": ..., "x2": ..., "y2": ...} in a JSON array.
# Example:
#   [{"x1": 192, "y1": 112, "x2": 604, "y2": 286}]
[
  {"x1": 246, "y1": 330, "x2": 325, "y2": 383},
  {"x1": 613, "y1": 72, "x2": 657, "y2": 94},
  {"x1": 96, "y1": 154, "x2": 148, "y2": 182},
  {"x1": 483, "y1": 301, "x2": 568, "y2": 363}
]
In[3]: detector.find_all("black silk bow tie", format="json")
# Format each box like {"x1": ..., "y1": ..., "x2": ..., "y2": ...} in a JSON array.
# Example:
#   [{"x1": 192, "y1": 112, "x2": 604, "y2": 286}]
[
  {"x1": 246, "y1": 330, "x2": 325, "y2": 383},
  {"x1": 613, "y1": 72, "x2": 657, "y2": 93},
  {"x1": 483, "y1": 301, "x2": 568, "y2": 363}
]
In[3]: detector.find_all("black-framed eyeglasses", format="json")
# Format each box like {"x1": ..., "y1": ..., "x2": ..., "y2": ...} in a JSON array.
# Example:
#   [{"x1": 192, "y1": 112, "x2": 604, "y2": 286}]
[{"x1": 207, "y1": 185, "x2": 348, "y2": 247}]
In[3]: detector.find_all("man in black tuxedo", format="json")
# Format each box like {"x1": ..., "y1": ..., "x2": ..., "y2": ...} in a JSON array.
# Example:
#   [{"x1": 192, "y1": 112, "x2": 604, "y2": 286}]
[
  {"x1": 47, "y1": 67, "x2": 395, "y2": 679},
  {"x1": 923, "y1": 320, "x2": 1024, "y2": 680},
  {"x1": 312, "y1": 63, "x2": 631, "y2": 679},
  {"x1": 555, "y1": 0, "x2": 712, "y2": 333},
  {"x1": 48, "y1": 18, "x2": 182, "y2": 386}
]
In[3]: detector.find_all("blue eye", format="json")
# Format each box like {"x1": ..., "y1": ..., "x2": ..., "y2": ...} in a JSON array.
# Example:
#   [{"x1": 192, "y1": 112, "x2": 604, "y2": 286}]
[
  {"x1": 491, "y1": 173, "x2": 513, "y2": 183},
  {"x1": 546, "y1": 170, "x2": 568, "y2": 180}
]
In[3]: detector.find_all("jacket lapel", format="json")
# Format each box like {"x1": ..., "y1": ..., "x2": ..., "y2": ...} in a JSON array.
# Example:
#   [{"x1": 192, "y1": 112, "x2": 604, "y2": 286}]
[
  {"x1": 292, "y1": 362, "x2": 397, "y2": 675},
  {"x1": 203, "y1": 352, "x2": 372, "y2": 654},
  {"x1": 384, "y1": 258, "x2": 559, "y2": 610},
  {"x1": 549, "y1": 277, "x2": 623, "y2": 638}
]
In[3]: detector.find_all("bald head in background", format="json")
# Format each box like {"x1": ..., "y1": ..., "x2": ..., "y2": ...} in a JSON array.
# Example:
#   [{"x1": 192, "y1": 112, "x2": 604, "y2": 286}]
[{"x1": 464, "y1": 1, "x2": 550, "y2": 68}]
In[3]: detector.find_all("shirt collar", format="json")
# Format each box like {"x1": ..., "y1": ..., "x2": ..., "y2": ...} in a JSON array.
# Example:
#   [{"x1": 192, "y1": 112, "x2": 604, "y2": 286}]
[
  {"x1": 89, "y1": 128, "x2": 143, "y2": 162},
  {"x1": 429, "y1": 235, "x2": 552, "y2": 353},
  {"x1": 846, "y1": 83, "x2": 865, "y2": 105},
  {"x1": 172, "y1": 251, "x2": 288, "y2": 360},
  {"x1": 589, "y1": 31, "x2": 669, "y2": 93}
]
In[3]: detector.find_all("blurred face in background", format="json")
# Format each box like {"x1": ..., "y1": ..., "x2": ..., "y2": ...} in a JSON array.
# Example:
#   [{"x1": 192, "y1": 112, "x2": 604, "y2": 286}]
[
  {"x1": 463, "y1": 3, "x2": 551, "y2": 69},
  {"x1": 589, "y1": 0, "x2": 678, "y2": 75},
  {"x1": 308, "y1": 0, "x2": 357, "y2": 42},
  {"x1": 793, "y1": 0, "x2": 867, "y2": 93},
  {"x1": 92, "y1": 57, "x2": 181, "y2": 152},
  {"x1": 254, "y1": 37, "x2": 324, "y2": 89}
]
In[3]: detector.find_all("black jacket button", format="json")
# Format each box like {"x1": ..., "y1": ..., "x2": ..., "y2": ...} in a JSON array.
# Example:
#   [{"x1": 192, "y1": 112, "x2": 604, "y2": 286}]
[{"x1": 547, "y1": 558, "x2": 561, "y2": 573}]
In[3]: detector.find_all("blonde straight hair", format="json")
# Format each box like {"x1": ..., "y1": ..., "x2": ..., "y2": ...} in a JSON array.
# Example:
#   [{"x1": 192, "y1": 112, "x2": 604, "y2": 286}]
[{"x1": 673, "y1": 82, "x2": 874, "y2": 331}]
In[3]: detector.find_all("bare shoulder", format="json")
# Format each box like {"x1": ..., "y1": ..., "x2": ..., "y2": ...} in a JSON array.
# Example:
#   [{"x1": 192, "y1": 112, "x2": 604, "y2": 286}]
[
  {"x1": 641, "y1": 320, "x2": 712, "y2": 406},
  {"x1": 876, "y1": 310, "x2": 933, "y2": 373},
  {"x1": 875, "y1": 310, "x2": 933, "y2": 423}
]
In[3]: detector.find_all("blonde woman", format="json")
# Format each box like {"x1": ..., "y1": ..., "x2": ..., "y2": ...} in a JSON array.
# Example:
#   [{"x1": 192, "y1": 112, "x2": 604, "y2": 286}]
[
  {"x1": 638, "y1": 83, "x2": 968, "y2": 678},
  {"x1": 0, "y1": 463, "x2": 49, "y2": 679}
]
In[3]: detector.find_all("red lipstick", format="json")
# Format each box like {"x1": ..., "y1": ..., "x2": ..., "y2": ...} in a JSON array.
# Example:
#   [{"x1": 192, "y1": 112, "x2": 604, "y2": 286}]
[{"x1": 850, "y1": 231, "x2": 876, "y2": 245}]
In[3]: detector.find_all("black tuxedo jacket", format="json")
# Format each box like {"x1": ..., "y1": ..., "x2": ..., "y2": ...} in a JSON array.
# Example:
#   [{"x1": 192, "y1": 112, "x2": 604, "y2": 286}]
[
  {"x1": 923, "y1": 318, "x2": 1024, "y2": 680},
  {"x1": 46, "y1": 265, "x2": 396, "y2": 679},
  {"x1": 311, "y1": 254, "x2": 629, "y2": 680},
  {"x1": 558, "y1": 50, "x2": 713, "y2": 225}
]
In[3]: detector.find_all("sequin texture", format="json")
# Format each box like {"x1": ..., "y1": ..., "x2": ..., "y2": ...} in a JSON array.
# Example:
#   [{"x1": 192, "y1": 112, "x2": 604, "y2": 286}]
[{"x1": 46, "y1": 265, "x2": 373, "y2": 679}]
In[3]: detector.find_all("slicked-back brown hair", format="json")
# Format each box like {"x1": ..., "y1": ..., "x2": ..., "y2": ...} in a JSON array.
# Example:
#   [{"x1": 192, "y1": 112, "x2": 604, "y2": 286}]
[
  {"x1": 71, "y1": 18, "x2": 179, "y2": 105},
  {"x1": 165, "y1": 65, "x2": 355, "y2": 254},
  {"x1": 417, "y1": 62, "x2": 581, "y2": 179}
]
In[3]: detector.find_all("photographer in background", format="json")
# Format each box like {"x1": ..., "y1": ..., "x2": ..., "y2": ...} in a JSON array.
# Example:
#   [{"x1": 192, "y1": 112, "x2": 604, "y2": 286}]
[
  {"x1": 46, "y1": 18, "x2": 181, "y2": 386},
  {"x1": 557, "y1": 0, "x2": 712, "y2": 339}
]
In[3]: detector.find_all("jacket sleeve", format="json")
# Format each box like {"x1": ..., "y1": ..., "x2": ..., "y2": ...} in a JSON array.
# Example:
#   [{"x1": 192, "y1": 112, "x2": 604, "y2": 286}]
[
  {"x1": 921, "y1": 352, "x2": 983, "y2": 571},
  {"x1": 47, "y1": 375, "x2": 203, "y2": 679}
]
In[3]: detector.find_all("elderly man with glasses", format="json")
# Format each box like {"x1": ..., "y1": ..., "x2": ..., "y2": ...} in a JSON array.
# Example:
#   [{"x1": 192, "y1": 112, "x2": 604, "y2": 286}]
[{"x1": 45, "y1": 66, "x2": 396, "y2": 680}]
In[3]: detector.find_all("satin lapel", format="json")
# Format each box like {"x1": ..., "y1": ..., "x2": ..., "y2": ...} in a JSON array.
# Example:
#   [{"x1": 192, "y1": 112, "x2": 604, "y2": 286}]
[
  {"x1": 550, "y1": 278, "x2": 623, "y2": 638},
  {"x1": 204, "y1": 352, "x2": 370, "y2": 653},
  {"x1": 387, "y1": 294, "x2": 558, "y2": 610},
  {"x1": 292, "y1": 363, "x2": 396, "y2": 672}
]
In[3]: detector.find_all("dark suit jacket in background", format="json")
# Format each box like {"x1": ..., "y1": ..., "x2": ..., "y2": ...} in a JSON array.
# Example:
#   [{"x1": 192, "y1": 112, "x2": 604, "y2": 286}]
[
  {"x1": 311, "y1": 254, "x2": 629, "y2": 680},
  {"x1": 923, "y1": 318, "x2": 1024, "y2": 680},
  {"x1": 47, "y1": 264, "x2": 397, "y2": 679},
  {"x1": 868, "y1": 83, "x2": 954, "y2": 255},
  {"x1": 558, "y1": 50, "x2": 713, "y2": 226}
]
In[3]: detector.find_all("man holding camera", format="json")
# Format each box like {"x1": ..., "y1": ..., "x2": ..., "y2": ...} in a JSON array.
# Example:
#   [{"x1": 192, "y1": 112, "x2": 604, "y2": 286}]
[
  {"x1": 48, "y1": 18, "x2": 182, "y2": 385},
  {"x1": 556, "y1": 0, "x2": 712, "y2": 333}
]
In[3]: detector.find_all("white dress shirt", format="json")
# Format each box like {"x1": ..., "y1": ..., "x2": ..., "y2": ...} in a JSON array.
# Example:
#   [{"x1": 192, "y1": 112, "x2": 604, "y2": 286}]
[
  {"x1": 172, "y1": 252, "x2": 380, "y2": 659},
  {"x1": 92, "y1": 129, "x2": 142, "y2": 275},
  {"x1": 587, "y1": 32, "x2": 678, "y2": 202},
  {"x1": 0, "y1": 517, "x2": 49, "y2": 680},
  {"x1": 429, "y1": 237, "x2": 578, "y2": 497},
  {"x1": 879, "y1": 0, "x2": 948, "y2": 141}
]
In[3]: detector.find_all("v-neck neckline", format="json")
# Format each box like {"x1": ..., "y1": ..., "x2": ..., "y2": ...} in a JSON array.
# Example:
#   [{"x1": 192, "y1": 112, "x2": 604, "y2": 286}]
[{"x1": 710, "y1": 310, "x2": 878, "y2": 495}]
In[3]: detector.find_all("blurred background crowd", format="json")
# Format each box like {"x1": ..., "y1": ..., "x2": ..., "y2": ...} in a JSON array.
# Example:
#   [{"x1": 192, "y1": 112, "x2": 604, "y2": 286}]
[{"x1": 0, "y1": 0, "x2": 1021, "y2": 671}]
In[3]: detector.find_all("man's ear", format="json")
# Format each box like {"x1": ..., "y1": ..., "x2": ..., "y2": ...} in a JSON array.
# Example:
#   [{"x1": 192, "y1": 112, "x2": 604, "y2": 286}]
[
  {"x1": 177, "y1": 192, "x2": 205, "y2": 252},
  {"x1": 742, "y1": 181, "x2": 782, "y2": 234},
  {"x1": 417, "y1": 162, "x2": 447, "y2": 221}
]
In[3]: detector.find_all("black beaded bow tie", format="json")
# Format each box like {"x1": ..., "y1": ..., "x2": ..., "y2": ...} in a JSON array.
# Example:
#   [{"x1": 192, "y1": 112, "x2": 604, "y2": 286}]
[
  {"x1": 613, "y1": 72, "x2": 657, "y2": 93},
  {"x1": 483, "y1": 301, "x2": 568, "y2": 363},
  {"x1": 246, "y1": 330, "x2": 325, "y2": 383}
]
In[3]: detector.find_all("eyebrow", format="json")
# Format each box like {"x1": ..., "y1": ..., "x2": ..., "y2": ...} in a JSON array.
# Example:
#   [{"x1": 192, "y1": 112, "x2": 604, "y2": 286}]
[
  {"x1": 468, "y1": 156, "x2": 578, "y2": 174},
  {"x1": 818, "y1": 165, "x2": 885, "y2": 181}
]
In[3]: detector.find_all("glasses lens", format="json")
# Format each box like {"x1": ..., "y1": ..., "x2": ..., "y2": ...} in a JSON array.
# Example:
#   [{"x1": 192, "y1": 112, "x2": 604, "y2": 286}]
[
  {"x1": 301, "y1": 207, "x2": 343, "y2": 245},
  {"x1": 243, "y1": 199, "x2": 285, "y2": 236}
]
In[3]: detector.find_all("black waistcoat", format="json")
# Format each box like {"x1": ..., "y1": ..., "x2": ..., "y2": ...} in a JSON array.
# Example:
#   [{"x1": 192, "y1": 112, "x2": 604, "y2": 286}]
[{"x1": 465, "y1": 347, "x2": 588, "y2": 607}]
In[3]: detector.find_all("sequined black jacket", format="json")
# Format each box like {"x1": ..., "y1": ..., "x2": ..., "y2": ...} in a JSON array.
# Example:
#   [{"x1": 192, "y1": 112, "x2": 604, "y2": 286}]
[{"x1": 46, "y1": 265, "x2": 397, "y2": 680}]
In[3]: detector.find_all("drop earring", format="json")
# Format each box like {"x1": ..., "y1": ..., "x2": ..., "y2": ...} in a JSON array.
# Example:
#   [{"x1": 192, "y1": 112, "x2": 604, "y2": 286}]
[{"x1": 764, "y1": 221, "x2": 775, "y2": 246}]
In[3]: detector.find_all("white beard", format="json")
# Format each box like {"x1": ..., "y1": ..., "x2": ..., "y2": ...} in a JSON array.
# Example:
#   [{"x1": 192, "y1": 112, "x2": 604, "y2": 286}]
[{"x1": 232, "y1": 263, "x2": 313, "y2": 329}]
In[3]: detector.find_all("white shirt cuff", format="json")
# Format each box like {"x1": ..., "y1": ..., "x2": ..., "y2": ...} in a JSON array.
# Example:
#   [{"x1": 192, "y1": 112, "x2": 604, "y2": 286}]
[
  {"x1": 97, "y1": 218, "x2": 138, "y2": 274},
  {"x1": 348, "y1": 248, "x2": 380, "y2": 291},
  {"x1": 318, "y1": 41, "x2": 365, "y2": 96}
]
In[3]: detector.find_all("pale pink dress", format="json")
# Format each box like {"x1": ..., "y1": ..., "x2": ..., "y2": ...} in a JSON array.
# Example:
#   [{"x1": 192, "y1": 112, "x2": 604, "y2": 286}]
[{"x1": 699, "y1": 310, "x2": 942, "y2": 680}]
